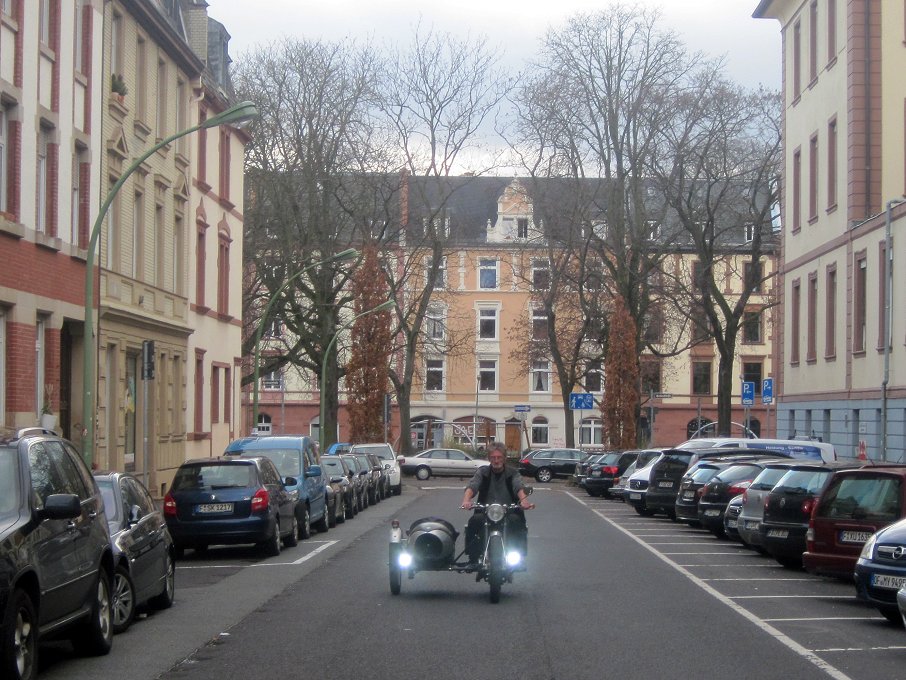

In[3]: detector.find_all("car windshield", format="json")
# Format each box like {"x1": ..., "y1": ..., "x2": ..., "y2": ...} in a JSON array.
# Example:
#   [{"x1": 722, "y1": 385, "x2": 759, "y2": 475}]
[
  {"x1": 0, "y1": 448, "x2": 20, "y2": 519},
  {"x1": 714, "y1": 464, "x2": 761, "y2": 483},
  {"x1": 247, "y1": 449, "x2": 302, "y2": 477},
  {"x1": 354, "y1": 445, "x2": 393, "y2": 461},
  {"x1": 172, "y1": 463, "x2": 255, "y2": 491},
  {"x1": 598, "y1": 453, "x2": 621, "y2": 465},
  {"x1": 321, "y1": 458, "x2": 345, "y2": 475},
  {"x1": 636, "y1": 452, "x2": 661, "y2": 468},
  {"x1": 773, "y1": 469, "x2": 831, "y2": 495},
  {"x1": 819, "y1": 476, "x2": 902, "y2": 521},
  {"x1": 749, "y1": 466, "x2": 791, "y2": 491},
  {"x1": 690, "y1": 465, "x2": 720, "y2": 483}
]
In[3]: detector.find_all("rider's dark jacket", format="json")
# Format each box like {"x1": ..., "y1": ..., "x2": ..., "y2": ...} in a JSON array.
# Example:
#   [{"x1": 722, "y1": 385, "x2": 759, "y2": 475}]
[{"x1": 466, "y1": 465, "x2": 525, "y2": 505}]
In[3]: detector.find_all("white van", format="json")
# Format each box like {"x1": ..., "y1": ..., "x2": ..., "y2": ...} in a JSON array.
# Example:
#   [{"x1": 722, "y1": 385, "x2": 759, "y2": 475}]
[{"x1": 675, "y1": 437, "x2": 836, "y2": 463}]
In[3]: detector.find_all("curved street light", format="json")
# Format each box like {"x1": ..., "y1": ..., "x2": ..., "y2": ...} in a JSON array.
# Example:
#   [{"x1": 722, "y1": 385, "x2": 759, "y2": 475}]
[
  {"x1": 251, "y1": 248, "x2": 359, "y2": 428},
  {"x1": 81, "y1": 100, "x2": 259, "y2": 467},
  {"x1": 319, "y1": 299, "x2": 396, "y2": 453}
]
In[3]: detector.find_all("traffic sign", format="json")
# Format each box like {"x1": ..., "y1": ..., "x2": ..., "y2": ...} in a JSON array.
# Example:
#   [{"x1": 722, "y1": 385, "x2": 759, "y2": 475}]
[
  {"x1": 762, "y1": 377, "x2": 774, "y2": 405},
  {"x1": 514, "y1": 405, "x2": 531, "y2": 412},
  {"x1": 741, "y1": 381, "x2": 755, "y2": 406},
  {"x1": 569, "y1": 393, "x2": 594, "y2": 410},
  {"x1": 654, "y1": 392, "x2": 673, "y2": 399}
]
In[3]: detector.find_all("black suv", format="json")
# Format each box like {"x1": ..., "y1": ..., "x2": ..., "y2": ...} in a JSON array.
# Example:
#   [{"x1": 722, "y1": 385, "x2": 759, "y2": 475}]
[
  {"x1": 1, "y1": 428, "x2": 115, "y2": 680},
  {"x1": 519, "y1": 448, "x2": 587, "y2": 482}
]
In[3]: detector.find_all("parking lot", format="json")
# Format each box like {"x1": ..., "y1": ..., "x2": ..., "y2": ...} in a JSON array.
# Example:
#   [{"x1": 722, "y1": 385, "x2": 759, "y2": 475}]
[{"x1": 570, "y1": 488, "x2": 906, "y2": 678}]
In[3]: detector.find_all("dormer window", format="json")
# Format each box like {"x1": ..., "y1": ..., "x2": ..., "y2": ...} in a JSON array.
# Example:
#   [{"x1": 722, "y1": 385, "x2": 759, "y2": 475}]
[{"x1": 517, "y1": 217, "x2": 529, "y2": 239}]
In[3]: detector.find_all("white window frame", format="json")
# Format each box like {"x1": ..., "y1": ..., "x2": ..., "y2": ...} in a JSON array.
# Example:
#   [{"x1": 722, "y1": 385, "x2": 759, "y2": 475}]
[
  {"x1": 531, "y1": 360, "x2": 550, "y2": 393},
  {"x1": 478, "y1": 258, "x2": 498, "y2": 290},
  {"x1": 478, "y1": 307, "x2": 498, "y2": 340},
  {"x1": 262, "y1": 369, "x2": 282, "y2": 391},
  {"x1": 73, "y1": 0, "x2": 84, "y2": 73},
  {"x1": 579, "y1": 417, "x2": 603, "y2": 446},
  {"x1": 426, "y1": 306, "x2": 445, "y2": 341},
  {"x1": 478, "y1": 359, "x2": 497, "y2": 392},
  {"x1": 531, "y1": 417, "x2": 549, "y2": 444},
  {"x1": 256, "y1": 413, "x2": 272, "y2": 435},
  {"x1": 425, "y1": 358, "x2": 444, "y2": 391},
  {"x1": 36, "y1": 128, "x2": 50, "y2": 233},
  {"x1": 35, "y1": 317, "x2": 46, "y2": 415},
  {"x1": 0, "y1": 107, "x2": 6, "y2": 213},
  {"x1": 531, "y1": 307, "x2": 548, "y2": 340},
  {"x1": 429, "y1": 256, "x2": 446, "y2": 290},
  {"x1": 517, "y1": 217, "x2": 529, "y2": 239},
  {"x1": 532, "y1": 258, "x2": 550, "y2": 290}
]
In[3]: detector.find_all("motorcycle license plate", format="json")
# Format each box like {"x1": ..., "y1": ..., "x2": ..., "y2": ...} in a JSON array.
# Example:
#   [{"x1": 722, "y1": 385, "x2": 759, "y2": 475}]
[
  {"x1": 767, "y1": 528, "x2": 789, "y2": 539},
  {"x1": 197, "y1": 503, "x2": 233, "y2": 513}
]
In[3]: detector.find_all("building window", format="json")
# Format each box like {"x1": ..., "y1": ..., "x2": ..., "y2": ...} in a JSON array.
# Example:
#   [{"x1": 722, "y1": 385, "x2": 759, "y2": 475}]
[
  {"x1": 105, "y1": 182, "x2": 119, "y2": 270},
  {"x1": 743, "y1": 362, "x2": 763, "y2": 395},
  {"x1": 807, "y1": 273, "x2": 818, "y2": 361},
  {"x1": 155, "y1": 202, "x2": 165, "y2": 288},
  {"x1": 173, "y1": 210, "x2": 184, "y2": 293},
  {"x1": 176, "y1": 80, "x2": 187, "y2": 156},
  {"x1": 531, "y1": 360, "x2": 549, "y2": 392},
  {"x1": 792, "y1": 148, "x2": 801, "y2": 231},
  {"x1": 36, "y1": 127, "x2": 52, "y2": 233},
  {"x1": 585, "y1": 360, "x2": 602, "y2": 392},
  {"x1": 827, "y1": 117, "x2": 837, "y2": 208},
  {"x1": 425, "y1": 359, "x2": 444, "y2": 391},
  {"x1": 219, "y1": 128, "x2": 231, "y2": 201},
  {"x1": 531, "y1": 417, "x2": 549, "y2": 445},
  {"x1": 39, "y1": 0, "x2": 51, "y2": 46},
  {"x1": 532, "y1": 259, "x2": 550, "y2": 290},
  {"x1": 256, "y1": 414, "x2": 272, "y2": 435},
  {"x1": 156, "y1": 59, "x2": 167, "y2": 138},
  {"x1": 478, "y1": 258, "x2": 498, "y2": 289},
  {"x1": 217, "y1": 234, "x2": 230, "y2": 314},
  {"x1": 793, "y1": 20, "x2": 802, "y2": 98},
  {"x1": 744, "y1": 260, "x2": 762, "y2": 293},
  {"x1": 478, "y1": 359, "x2": 497, "y2": 392},
  {"x1": 263, "y1": 318, "x2": 282, "y2": 338},
  {"x1": 262, "y1": 369, "x2": 282, "y2": 390},
  {"x1": 478, "y1": 308, "x2": 497, "y2": 340},
  {"x1": 71, "y1": 146, "x2": 88, "y2": 246},
  {"x1": 211, "y1": 366, "x2": 220, "y2": 424},
  {"x1": 198, "y1": 110, "x2": 207, "y2": 184},
  {"x1": 35, "y1": 317, "x2": 46, "y2": 415},
  {"x1": 808, "y1": 134, "x2": 818, "y2": 221},
  {"x1": 642, "y1": 305, "x2": 664, "y2": 344},
  {"x1": 692, "y1": 361, "x2": 712, "y2": 395},
  {"x1": 428, "y1": 256, "x2": 446, "y2": 289},
  {"x1": 531, "y1": 307, "x2": 548, "y2": 341},
  {"x1": 0, "y1": 106, "x2": 7, "y2": 214},
  {"x1": 825, "y1": 265, "x2": 836, "y2": 357},
  {"x1": 194, "y1": 352, "x2": 204, "y2": 433},
  {"x1": 641, "y1": 360, "x2": 662, "y2": 394},
  {"x1": 111, "y1": 11, "x2": 123, "y2": 77},
  {"x1": 827, "y1": 0, "x2": 836, "y2": 63},
  {"x1": 853, "y1": 254, "x2": 867, "y2": 353},
  {"x1": 791, "y1": 279, "x2": 801, "y2": 363},
  {"x1": 743, "y1": 311, "x2": 762, "y2": 344},
  {"x1": 73, "y1": 0, "x2": 86, "y2": 74},
  {"x1": 579, "y1": 418, "x2": 602, "y2": 446},
  {"x1": 132, "y1": 190, "x2": 144, "y2": 278},
  {"x1": 196, "y1": 224, "x2": 207, "y2": 306},
  {"x1": 517, "y1": 217, "x2": 529, "y2": 239},
  {"x1": 426, "y1": 306, "x2": 445, "y2": 341},
  {"x1": 809, "y1": 1, "x2": 818, "y2": 83},
  {"x1": 136, "y1": 37, "x2": 147, "y2": 121}
]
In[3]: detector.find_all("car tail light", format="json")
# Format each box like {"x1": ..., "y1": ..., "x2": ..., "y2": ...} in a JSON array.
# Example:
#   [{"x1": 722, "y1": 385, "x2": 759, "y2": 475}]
[
  {"x1": 251, "y1": 487, "x2": 269, "y2": 512},
  {"x1": 696, "y1": 486, "x2": 705, "y2": 498},
  {"x1": 701, "y1": 483, "x2": 712, "y2": 496},
  {"x1": 602, "y1": 466, "x2": 618, "y2": 475},
  {"x1": 805, "y1": 511, "x2": 816, "y2": 551},
  {"x1": 520, "y1": 458, "x2": 530, "y2": 465},
  {"x1": 163, "y1": 492, "x2": 176, "y2": 517},
  {"x1": 728, "y1": 481, "x2": 752, "y2": 496},
  {"x1": 801, "y1": 497, "x2": 816, "y2": 516}
]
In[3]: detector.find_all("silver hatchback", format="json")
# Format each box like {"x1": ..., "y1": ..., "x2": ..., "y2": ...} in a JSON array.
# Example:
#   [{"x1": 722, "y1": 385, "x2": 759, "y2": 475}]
[{"x1": 736, "y1": 462, "x2": 799, "y2": 548}]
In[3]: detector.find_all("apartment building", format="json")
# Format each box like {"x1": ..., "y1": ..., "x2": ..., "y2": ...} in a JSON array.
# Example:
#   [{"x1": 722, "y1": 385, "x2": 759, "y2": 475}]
[
  {"x1": 755, "y1": 0, "x2": 906, "y2": 461},
  {"x1": 0, "y1": 0, "x2": 103, "y2": 436}
]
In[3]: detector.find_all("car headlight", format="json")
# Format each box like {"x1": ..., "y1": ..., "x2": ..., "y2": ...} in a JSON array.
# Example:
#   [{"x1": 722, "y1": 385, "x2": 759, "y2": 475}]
[
  {"x1": 859, "y1": 533, "x2": 878, "y2": 560},
  {"x1": 486, "y1": 504, "x2": 505, "y2": 522},
  {"x1": 506, "y1": 551, "x2": 522, "y2": 566}
]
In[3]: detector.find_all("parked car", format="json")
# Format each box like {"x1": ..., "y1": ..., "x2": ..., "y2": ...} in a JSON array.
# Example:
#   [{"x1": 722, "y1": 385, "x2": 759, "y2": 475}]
[
  {"x1": 803, "y1": 466, "x2": 906, "y2": 579},
  {"x1": 320, "y1": 455, "x2": 355, "y2": 521},
  {"x1": 519, "y1": 448, "x2": 587, "y2": 482},
  {"x1": 94, "y1": 471, "x2": 176, "y2": 634},
  {"x1": 898, "y1": 585, "x2": 906, "y2": 626},
  {"x1": 675, "y1": 461, "x2": 734, "y2": 525},
  {"x1": 759, "y1": 462, "x2": 854, "y2": 568},
  {"x1": 352, "y1": 454, "x2": 381, "y2": 507},
  {"x1": 698, "y1": 461, "x2": 786, "y2": 536},
  {"x1": 341, "y1": 454, "x2": 369, "y2": 511},
  {"x1": 736, "y1": 462, "x2": 801, "y2": 550},
  {"x1": 724, "y1": 494, "x2": 745, "y2": 541},
  {"x1": 0, "y1": 428, "x2": 115, "y2": 680},
  {"x1": 398, "y1": 448, "x2": 490, "y2": 480},
  {"x1": 675, "y1": 437, "x2": 836, "y2": 463},
  {"x1": 571, "y1": 451, "x2": 608, "y2": 488},
  {"x1": 164, "y1": 456, "x2": 298, "y2": 557},
  {"x1": 855, "y1": 516, "x2": 906, "y2": 623},
  {"x1": 349, "y1": 443, "x2": 402, "y2": 495},
  {"x1": 326, "y1": 442, "x2": 352, "y2": 455},
  {"x1": 579, "y1": 451, "x2": 633, "y2": 497},
  {"x1": 612, "y1": 450, "x2": 661, "y2": 501},
  {"x1": 224, "y1": 435, "x2": 329, "y2": 537},
  {"x1": 366, "y1": 452, "x2": 390, "y2": 501},
  {"x1": 626, "y1": 454, "x2": 663, "y2": 516}
]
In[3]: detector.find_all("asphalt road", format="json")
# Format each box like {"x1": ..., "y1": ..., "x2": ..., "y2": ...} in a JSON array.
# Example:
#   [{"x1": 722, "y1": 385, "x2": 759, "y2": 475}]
[{"x1": 35, "y1": 480, "x2": 906, "y2": 680}]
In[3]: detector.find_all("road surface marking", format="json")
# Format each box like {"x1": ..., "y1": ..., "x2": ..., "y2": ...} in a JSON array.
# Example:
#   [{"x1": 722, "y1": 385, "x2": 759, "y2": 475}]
[
  {"x1": 764, "y1": 617, "x2": 884, "y2": 622},
  {"x1": 568, "y1": 491, "x2": 853, "y2": 680},
  {"x1": 730, "y1": 594, "x2": 853, "y2": 599},
  {"x1": 290, "y1": 540, "x2": 339, "y2": 564},
  {"x1": 812, "y1": 646, "x2": 906, "y2": 652},
  {"x1": 703, "y1": 578, "x2": 814, "y2": 581}
]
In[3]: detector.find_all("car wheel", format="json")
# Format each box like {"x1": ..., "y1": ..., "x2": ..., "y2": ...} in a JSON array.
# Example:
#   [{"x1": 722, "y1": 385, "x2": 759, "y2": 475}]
[
  {"x1": 345, "y1": 494, "x2": 356, "y2": 520},
  {"x1": 284, "y1": 516, "x2": 299, "y2": 547},
  {"x1": 335, "y1": 496, "x2": 345, "y2": 524},
  {"x1": 314, "y1": 503, "x2": 329, "y2": 533},
  {"x1": 71, "y1": 570, "x2": 113, "y2": 655},
  {"x1": 174, "y1": 545, "x2": 185, "y2": 560},
  {"x1": 392, "y1": 483, "x2": 402, "y2": 496},
  {"x1": 260, "y1": 520, "x2": 282, "y2": 557},
  {"x1": 535, "y1": 468, "x2": 553, "y2": 483},
  {"x1": 775, "y1": 554, "x2": 802, "y2": 569},
  {"x1": 415, "y1": 466, "x2": 431, "y2": 481},
  {"x1": 880, "y1": 607, "x2": 904, "y2": 626},
  {"x1": 634, "y1": 506, "x2": 654, "y2": 517},
  {"x1": 298, "y1": 505, "x2": 312, "y2": 540},
  {"x1": 111, "y1": 564, "x2": 136, "y2": 634},
  {"x1": 586, "y1": 489, "x2": 600, "y2": 497},
  {"x1": 148, "y1": 551, "x2": 176, "y2": 610},
  {"x1": 2, "y1": 588, "x2": 38, "y2": 680}
]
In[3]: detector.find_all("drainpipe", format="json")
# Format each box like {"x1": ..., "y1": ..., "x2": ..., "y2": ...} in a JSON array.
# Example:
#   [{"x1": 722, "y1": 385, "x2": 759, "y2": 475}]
[{"x1": 882, "y1": 198, "x2": 905, "y2": 461}]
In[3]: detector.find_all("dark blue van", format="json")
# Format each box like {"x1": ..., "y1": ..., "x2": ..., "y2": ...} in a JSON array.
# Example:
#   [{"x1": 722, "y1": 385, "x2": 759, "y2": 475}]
[{"x1": 224, "y1": 436, "x2": 329, "y2": 538}]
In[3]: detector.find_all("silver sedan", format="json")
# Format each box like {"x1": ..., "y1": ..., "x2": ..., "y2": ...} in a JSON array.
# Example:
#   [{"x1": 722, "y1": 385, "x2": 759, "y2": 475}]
[{"x1": 398, "y1": 448, "x2": 489, "y2": 480}]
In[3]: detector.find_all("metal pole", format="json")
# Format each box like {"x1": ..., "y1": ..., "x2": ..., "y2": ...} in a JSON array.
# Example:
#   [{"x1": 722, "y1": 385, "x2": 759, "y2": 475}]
[
  {"x1": 881, "y1": 198, "x2": 903, "y2": 461},
  {"x1": 142, "y1": 375, "x2": 150, "y2": 490}
]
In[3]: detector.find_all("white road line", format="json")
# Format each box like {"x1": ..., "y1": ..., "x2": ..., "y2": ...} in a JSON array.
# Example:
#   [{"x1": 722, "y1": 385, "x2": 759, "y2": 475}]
[
  {"x1": 678, "y1": 563, "x2": 779, "y2": 567},
  {"x1": 290, "y1": 540, "x2": 339, "y2": 564},
  {"x1": 763, "y1": 617, "x2": 884, "y2": 622},
  {"x1": 703, "y1": 578, "x2": 814, "y2": 582},
  {"x1": 647, "y1": 542, "x2": 746, "y2": 546},
  {"x1": 660, "y1": 552, "x2": 759, "y2": 555},
  {"x1": 813, "y1": 646, "x2": 906, "y2": 652},
  {"x1": 730, "y1": 595, "x2": 854, "y2": 600},
  {"x1": 567, "y1": 491, "x2": 852, "y2": 680}
]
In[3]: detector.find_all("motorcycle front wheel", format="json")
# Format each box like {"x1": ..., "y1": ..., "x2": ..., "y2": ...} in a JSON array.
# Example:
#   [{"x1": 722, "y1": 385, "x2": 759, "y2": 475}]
[
  {"x1": 389, "y1": 545, "x2": 402, "y2": 595},
  {"x1": 487, "y1": 534, "x2": 504, "y2": 604}
]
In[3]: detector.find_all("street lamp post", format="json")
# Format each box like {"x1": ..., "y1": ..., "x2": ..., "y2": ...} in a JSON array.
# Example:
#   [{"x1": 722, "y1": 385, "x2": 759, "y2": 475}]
[
  {"x1": 81, "y1": 101, "x2": 258, "y2": 468},
  {"x1": 251, "y1": 248, "x2": 358, "y2": 430},
  {"x1": 318, "y1": 300, "x2": 395, "y2": 453}
]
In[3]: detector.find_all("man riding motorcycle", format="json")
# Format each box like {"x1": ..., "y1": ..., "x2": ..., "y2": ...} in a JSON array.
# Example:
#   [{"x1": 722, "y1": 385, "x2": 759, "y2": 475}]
[{"x1": 461, "y1": 442, "x2": 535, "y2": 566}]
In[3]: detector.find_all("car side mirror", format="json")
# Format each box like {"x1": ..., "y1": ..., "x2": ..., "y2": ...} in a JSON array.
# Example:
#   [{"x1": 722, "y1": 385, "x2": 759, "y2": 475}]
[
  {"x1": 306, "y1": 465, "x2": 322, "y2": 478},
  {"x1": 284, "y1": 476, "x2": 298, "y2": 487},
  {"x1": 396, "y1": 455, "x2": 405, "y2": 462},
  {"x1": 128, "y1": 504, "x2": 142, "y2": 525},
  {"x1": 40, "y1": 493, "x2": 81, "y2": 520},
  {"x1": 329, "y1": 475, "x2": 344, "y2": 484}
]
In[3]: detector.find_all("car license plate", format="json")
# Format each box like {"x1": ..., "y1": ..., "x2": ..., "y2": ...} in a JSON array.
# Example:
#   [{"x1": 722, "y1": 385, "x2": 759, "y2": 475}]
[
  {"x1": 683, "y1": 491, "x2": 694, "y2": 500},
  {"x1": 839, "y1": 530, "x2": 872, "y2": 544},
  {"x1": 726, "y1": 519, "x2": 738, "y2": 528},
  {"x1": 197, "y1": 503, "x2": 233, "y2": 514},
  {"x1": 629, "y1": 492, "x2": 642, "y2": 500},
  {"x1": 871, "y1": 574, "x2": 906, "y2": 590},
  {"x1": 658, "y1": 481, "x2": 673, "y2": 488},
  {"x1": 744, "y1": 520, "x2": 759, "y2": 530},
  {"x1": 591, "y1": 470, "x2": 601, "y2": 477},
  {"x1": 767, "y1": 528, "x2": 789, "y2": 539},
  {"x1": 703, "y1": 509, "x2": 720, "y2": 517}
]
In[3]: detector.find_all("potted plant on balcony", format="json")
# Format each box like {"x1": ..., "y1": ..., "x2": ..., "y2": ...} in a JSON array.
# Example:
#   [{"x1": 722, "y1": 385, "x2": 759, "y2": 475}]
[
  {"x1": 111, "y1": 73, "x2": 128, "y2": 103},
  {"x1": 40, "y1": 384, "x2": 57, "y2": 431}
]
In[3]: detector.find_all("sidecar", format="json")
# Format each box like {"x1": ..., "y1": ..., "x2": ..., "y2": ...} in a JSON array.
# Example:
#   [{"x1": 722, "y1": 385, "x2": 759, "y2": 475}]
[{"x1": 389, "y1": 516, "x2": 463, "y2": 594}]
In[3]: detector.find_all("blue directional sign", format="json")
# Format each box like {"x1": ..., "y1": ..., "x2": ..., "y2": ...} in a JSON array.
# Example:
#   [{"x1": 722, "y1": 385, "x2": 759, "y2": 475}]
[
  {"x1": 741, "y1": 381, "x2": 755, "y2": 406},
  {"x1": 569, "y1": 393, "x2": 594, "y2": 410},
  {"x1": 762, "y1": 377, "x2": 774, "y2": 405}
]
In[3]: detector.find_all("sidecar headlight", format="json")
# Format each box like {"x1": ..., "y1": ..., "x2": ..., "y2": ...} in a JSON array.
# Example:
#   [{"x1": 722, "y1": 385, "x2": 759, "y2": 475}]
[
  {"x1": 487, "y1": 504, "x2": 505, "y2": 522},
  {"x1": 506, "y1": 551, "x2": 522, "y2": 566},
  {"x1": 398, "y1": 551, "x2": 413, "y2": 568}
]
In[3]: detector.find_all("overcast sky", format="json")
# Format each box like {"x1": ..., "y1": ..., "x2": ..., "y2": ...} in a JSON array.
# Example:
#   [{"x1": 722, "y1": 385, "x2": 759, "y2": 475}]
[{"x1": 207, "y1": 0, "x2": 782, "y2": 91}]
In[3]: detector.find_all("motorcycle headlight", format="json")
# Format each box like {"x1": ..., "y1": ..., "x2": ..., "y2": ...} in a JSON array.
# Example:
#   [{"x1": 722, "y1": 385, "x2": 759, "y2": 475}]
[
  {"x1": 859, "y1": 533, "x2": 878, "y2": 560},
  {"x1": 398, "y1": 552, "x2": 413, "y2": 568},
  {"x1": 487, "y1": 504, "x2": 505, "y2": 522},
  {"x1": 506, "y1": 551, "x2": 522, "y2": 566}
]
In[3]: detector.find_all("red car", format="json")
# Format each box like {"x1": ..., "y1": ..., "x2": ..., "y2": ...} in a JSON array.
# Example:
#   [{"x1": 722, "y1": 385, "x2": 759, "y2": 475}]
[{"x1": 803, "y1": 466, "x2": 906, "y2": 580}]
